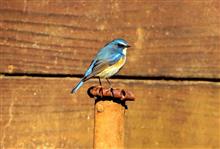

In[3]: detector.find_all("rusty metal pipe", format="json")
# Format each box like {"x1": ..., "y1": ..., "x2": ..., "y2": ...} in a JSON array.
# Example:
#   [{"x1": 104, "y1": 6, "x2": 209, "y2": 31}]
[{"x1": 88, "y1": 86, "x2": 135, "y2": 149}]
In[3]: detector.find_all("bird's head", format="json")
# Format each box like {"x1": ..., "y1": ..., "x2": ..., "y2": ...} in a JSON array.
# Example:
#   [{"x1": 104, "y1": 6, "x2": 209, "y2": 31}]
[
  {"x1": 112, "y1": 38, "x2": 130, "y2": 48},
  {"x1": 105, "y1": 38, "x2": 131, "y2": 49}
]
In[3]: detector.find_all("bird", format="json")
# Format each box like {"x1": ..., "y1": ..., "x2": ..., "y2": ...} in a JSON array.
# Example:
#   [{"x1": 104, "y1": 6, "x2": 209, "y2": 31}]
[{"x1": 71, "y1": 38, "x2": 130, "y2": 93}]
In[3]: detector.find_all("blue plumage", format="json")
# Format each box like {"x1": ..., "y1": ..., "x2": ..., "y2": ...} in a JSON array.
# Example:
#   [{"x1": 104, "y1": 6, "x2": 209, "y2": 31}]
[{"x1": 71, "y1": 38, "x2": 130, "y2": 93}]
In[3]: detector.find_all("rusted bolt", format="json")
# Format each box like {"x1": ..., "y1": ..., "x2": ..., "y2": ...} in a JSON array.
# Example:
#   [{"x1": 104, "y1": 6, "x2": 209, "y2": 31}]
[{"x1": 87, "y1": 86, "x2": 135, "y2": 102}]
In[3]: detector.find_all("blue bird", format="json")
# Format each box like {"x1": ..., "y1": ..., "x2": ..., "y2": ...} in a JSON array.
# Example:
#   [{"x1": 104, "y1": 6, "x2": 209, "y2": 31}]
[{"x1": 71, "y1": 38, "x2": 130, "y2": 93}]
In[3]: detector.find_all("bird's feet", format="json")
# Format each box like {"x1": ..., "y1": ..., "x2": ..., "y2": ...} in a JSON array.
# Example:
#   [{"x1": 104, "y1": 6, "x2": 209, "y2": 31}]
[
  {"x1": 98, "y1": 86, "x2": 104, "y2": 98},
  {"x1": 108, "y1": 87, "x2": 114, "y2": 97},
  {"x1": 98, "y1": 86, "x2": 114, "y2": 98}
]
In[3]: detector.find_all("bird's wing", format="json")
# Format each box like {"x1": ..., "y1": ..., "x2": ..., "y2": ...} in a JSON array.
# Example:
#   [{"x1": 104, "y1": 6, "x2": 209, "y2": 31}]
[{"x1": 83, "y1": 52, "x2": 123, "y2": 81}]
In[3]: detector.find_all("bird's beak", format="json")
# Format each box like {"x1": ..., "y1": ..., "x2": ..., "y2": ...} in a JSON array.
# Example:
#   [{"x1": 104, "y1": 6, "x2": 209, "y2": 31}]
[{"x1": 126, "y1": 45, "x2": 131, "y2": 48}]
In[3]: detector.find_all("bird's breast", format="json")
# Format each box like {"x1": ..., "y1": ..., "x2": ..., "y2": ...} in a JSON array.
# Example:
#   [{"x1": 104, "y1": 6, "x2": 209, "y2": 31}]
[
  {"x1": 97, "y1": 56, "x2": 126, "y2": 78},
  {"x1": 113, "y1": 56, "x2": 126, "y2": 68}
]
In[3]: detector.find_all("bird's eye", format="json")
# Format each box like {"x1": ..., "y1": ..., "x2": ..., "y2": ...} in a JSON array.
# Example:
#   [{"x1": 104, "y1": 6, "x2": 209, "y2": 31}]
[{"x1": 117, "y1": 43, "x2": 125, "y2": 47}]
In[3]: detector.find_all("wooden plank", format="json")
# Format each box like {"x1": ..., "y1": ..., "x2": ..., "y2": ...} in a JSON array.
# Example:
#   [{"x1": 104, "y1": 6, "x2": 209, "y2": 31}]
[
  {"x1": 0, "y1": 1, "x2": 220, "y2": 78},
  {"x1": 0, "y1": 77, "x2": 94, "y2": 149},
  {"x1": 0, "y1": 77, "x2": 219, "y2": 148}
]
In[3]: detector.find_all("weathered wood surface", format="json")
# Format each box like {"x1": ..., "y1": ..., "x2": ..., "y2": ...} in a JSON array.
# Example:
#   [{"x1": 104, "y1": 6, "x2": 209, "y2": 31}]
[
  {"x1": 0, "y1": 1, "x2": 220, "y2": 78},
  {"x1": 1, "y1": 77, "x2": 219, "y2": 149}
]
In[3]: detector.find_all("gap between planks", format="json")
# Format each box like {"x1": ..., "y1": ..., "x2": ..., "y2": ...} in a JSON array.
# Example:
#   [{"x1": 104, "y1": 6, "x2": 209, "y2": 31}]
[{"x1": 1, "y1": 72, "x2": 220, "y2": 83}]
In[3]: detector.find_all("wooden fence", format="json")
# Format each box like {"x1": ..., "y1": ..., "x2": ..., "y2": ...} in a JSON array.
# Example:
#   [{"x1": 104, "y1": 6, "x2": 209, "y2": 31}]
[{"x1": 0, "y1": 1, "x2": 220, "y2": 148}]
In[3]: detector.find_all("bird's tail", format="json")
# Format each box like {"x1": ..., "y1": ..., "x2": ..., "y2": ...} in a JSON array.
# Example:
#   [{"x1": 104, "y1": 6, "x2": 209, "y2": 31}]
[{"x1": 71, "y1": 80, "x2": 84, "y2": 93}]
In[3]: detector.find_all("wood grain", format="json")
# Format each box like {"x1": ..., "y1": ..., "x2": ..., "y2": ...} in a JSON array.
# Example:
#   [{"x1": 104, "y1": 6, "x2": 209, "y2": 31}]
[
  {"x1": 1, "y1": 77, "x2": 219, "y2": 148},
  {"x1": 0, "y1": 1, "x2": 220, "y2": 78}
]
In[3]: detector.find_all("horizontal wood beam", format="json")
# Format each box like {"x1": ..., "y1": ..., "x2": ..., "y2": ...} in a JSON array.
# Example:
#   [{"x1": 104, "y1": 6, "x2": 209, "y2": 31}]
[
  {"x1": 1, "y1": 77, "x2": 219, "y2": 148},
  {"x1": 0, "y1": 1, "x2": 219, "y2": 78}
]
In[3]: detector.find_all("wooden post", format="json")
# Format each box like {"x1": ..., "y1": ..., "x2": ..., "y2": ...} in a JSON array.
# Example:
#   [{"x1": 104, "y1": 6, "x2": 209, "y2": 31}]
[{"x1": 88, "y1": 86, "x2": 135, "y2": 149}]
